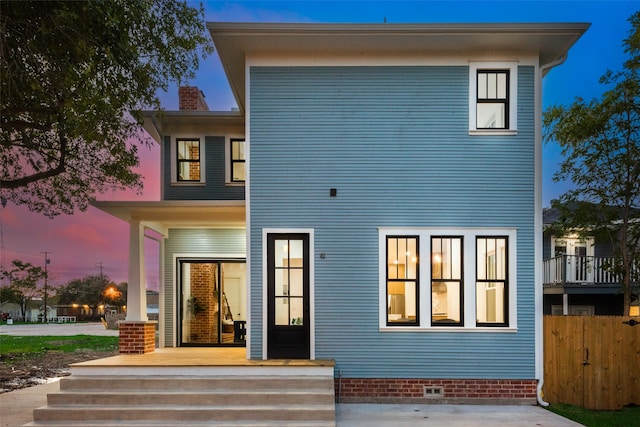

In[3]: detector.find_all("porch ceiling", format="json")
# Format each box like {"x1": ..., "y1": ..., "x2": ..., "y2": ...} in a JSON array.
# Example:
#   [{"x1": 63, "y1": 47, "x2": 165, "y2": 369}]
[{"x1": 92, "y1": 200, "x2": 246, "y2": 228}]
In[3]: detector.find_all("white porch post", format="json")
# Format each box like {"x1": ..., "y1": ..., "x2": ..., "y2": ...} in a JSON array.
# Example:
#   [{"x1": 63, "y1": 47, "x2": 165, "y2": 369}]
[
  {"x1": 563, "y1": 293, "x2": 569, "y2": 316},
  {"x1": 126, "y1": 221, "x2": 147, "y2": 322}
]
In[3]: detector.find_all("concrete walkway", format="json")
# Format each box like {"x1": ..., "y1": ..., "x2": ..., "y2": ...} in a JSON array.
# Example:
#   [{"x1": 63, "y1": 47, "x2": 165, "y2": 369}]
[
  {"x1": 0, "y1": 323, "x2": 582, "y2": 426},
  {"x1": 0, "y1": 322, "x2": 118, "y2": 336},
  {"x1": 0, "y1": 380, "x2": 584, "y2": 427}
]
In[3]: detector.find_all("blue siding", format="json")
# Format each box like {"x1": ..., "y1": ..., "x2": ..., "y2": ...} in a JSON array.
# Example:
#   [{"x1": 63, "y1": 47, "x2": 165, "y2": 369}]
[
  {"x1": 249, "y1": 66, "x2": 536, "y2": 379},
  {"x1": 163, "y1": 136, "x2": 245, "y2": 201},
  {"x1": 162, "y1": 228, "x2": 246, "y2": 345}
]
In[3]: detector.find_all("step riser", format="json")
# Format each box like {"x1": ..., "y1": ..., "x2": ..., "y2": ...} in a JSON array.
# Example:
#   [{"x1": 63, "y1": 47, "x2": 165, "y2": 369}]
[
  {"x1": 34, "y1": 408, "x2": 335, "y2": 422},
  {"x1": 47, "y1": 392, "x2": 335, "y2": 406},
  {"x1": 60, "y1": 377, "x2": 334, "y2": 391}
]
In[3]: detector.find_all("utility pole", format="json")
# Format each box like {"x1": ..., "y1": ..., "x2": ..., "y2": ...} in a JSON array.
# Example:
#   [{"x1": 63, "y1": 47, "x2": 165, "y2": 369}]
[
  {"x1": 41, "y1": 251, "x2": 50, "y2": 323},
  {"x1": 96, "y1": 262, "x2": 104, "y2": 278}
]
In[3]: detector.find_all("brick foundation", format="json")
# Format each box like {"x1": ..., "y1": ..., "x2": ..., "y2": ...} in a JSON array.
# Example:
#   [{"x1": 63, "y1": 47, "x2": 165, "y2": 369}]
[
  {"x1": 118, "y1": 321, "x2": 157, "y2": 354},
  {"x1": 336, "y1": 378, "x2": 538, "y2": 404}
]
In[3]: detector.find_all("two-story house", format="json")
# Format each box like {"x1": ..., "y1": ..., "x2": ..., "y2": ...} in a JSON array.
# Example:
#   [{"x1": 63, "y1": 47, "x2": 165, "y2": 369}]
[
  {"x1": 542, "y1": 207, "x2": 640, "y2": 316},
  {"x1": 94, "y1": 22, "x2": 588, "y2": 405}
]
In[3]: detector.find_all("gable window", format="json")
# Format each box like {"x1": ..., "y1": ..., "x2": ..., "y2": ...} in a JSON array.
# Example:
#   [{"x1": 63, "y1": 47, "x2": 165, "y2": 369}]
[
  {"x1": 476, "y1": 237, "x2": 508, "y2": 326},
  {"x1": 379, "y1": 228, "x2": 516, "y2": 331},
  {"x1": 469, "y1": 62, "x2": 517, "y2": 134},
  {"x1": 476, "y1": 70, "x2": 509, "y2": 129},
  {"x1": 230, "y1": 138, "x2": 246, "y2": 182},
  {"x1": 386, "y1": 236, "x2": 419, "y2": 325},
  {"x1": 431, "y1": 237, "x2": 463, "y2": 326},
  {"x1": 177, "y1": 138, "x2": 201, "y2": 181}
]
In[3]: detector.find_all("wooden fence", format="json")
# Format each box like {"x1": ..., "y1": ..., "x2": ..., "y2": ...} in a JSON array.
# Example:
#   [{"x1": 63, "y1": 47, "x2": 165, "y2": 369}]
[{"x1": 543, "y1": 315, "x2": 640, "y2": 410}]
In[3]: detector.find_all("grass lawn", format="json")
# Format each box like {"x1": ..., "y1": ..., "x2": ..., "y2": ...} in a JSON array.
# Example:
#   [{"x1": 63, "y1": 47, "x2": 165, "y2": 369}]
[
  {"x1": 546, "y1": 403, "x2": 640, "y2": 427},
  {"x1": 0, "y1": 335, "x2": 119, "y2": 355}
]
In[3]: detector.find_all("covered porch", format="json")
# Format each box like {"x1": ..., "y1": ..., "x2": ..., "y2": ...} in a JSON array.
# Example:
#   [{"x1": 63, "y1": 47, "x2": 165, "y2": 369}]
[{"x1": 92, "y1": 200, "x2": 246, "y2": 354}]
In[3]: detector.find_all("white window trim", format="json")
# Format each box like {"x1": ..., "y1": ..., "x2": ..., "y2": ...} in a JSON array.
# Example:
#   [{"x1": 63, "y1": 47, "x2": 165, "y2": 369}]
[
  {"x1": 378, "y1": 227, "x2": 518, "y2": 332},
  {"x1": 261, "y1": 228, "x2": 315, "y2": 360},
  {"x1": 171, "y1": 135, "x2": 206, "y2": 185},
  {"x1": 225, "y1": 135, "x2": 246, "y2": 186},
  {"x1": 469, "y1": 62, "x2": 518, "y2": 135}
]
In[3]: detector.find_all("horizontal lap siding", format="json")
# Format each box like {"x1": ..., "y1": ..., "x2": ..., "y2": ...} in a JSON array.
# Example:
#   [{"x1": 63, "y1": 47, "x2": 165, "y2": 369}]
[
  {"x1": 163, "y1": 228, "x2": 246, "y2": 346},
  {"x1": 164, "y1": 136, "x2": 245, "y2": 201},
  {"x1": 250, "y1": 66, "x2": 536, "y2": 378}
]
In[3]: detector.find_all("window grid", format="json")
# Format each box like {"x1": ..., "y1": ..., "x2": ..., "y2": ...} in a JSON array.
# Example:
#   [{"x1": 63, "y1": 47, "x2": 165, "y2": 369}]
[
  {"x1": 476, "y1": 237, "x2": 508, "y2": 327},
  {"x1": 177, "y1": 138, "x2": 201, "y2": 181},
  {"x1": 431, "y1": 237, "x2": 463, "y2": 326},
  {"x1": 476, "y1": 70, "x2": 509, "y2": 129},
  {"x1": 386, "y1": 236, "x2": 419, "y2": 326},
  {"x1": 230, "y1": 138, "x2": 246, "y2": 182}
]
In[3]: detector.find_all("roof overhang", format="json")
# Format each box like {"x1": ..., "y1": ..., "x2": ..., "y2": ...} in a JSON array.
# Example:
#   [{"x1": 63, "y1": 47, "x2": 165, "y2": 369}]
[
  {"x1": 140, "y1": 111, "x2": 245, "y2": 143},
  {"x1": 208, "y1": 22, "x2": 590, "y2": 112},
  {"x1": 92, "y1": 200, "x2": 246, "y2": 232}
]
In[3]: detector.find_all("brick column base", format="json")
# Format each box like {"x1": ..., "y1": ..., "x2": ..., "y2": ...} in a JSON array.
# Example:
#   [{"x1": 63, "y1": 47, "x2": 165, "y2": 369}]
[{"x1": 118, "y1": 321, "x2": 157, "y2": 354}]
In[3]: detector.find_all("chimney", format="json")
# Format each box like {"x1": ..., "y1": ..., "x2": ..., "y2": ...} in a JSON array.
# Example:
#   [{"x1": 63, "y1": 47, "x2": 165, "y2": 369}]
[{"x1": 179, "y1": 86, "x2": 209, "y2": 111}]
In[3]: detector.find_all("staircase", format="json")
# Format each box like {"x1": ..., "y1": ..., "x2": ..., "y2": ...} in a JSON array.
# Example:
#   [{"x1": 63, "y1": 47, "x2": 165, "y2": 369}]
[{"x1": 24, "y1": 363, "x2": 336, "y2": 426}]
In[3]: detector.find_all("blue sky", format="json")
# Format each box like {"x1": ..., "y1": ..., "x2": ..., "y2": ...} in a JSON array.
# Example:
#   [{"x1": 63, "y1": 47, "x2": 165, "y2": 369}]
[{"x1": 2, "y1": 0, "x2": 638, "y2": 285}]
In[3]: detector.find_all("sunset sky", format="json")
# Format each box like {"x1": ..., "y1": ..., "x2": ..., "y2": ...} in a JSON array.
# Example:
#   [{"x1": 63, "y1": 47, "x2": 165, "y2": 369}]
[{"x1": 1, "y1": 0, "x2": 638, "y2": 288}]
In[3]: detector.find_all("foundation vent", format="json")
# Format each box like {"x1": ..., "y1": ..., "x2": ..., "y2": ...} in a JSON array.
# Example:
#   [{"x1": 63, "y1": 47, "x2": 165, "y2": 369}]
[{"x1": 423, "y1": 386, "x2": 444, "y2": 398}]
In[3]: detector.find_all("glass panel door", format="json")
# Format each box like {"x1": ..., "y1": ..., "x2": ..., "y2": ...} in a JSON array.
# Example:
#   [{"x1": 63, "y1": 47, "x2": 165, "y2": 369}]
[{"x1": 179, "y1": 260, "x2": 246, "y2": 346}]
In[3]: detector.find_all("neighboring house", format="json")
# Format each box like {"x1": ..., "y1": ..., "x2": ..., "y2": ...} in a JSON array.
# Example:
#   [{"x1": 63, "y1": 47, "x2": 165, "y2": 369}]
[
  {"x1": 542, "y1": 208, "x2": 640, "y2": 316},
  {"x1": 94, "y1": 22, "x2": 588, "y2": 404}
]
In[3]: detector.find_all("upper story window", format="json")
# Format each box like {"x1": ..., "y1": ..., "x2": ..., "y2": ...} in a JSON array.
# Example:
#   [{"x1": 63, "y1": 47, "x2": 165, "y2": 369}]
[
  {"x1": 476, "y1": 70, "x2": 509, "y2": 129},
  {"x1": 177, "y1": 138, "x2": 201, "y2": 182},
  {"x1": 230, "y1": 138, "x2": 246, "y2": 182},
  {"x1": 469, "y1": 63, "x2": 517, "y2": 135}
]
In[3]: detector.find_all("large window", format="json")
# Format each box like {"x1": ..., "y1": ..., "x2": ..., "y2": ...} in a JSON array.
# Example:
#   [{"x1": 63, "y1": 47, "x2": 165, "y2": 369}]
[
  {"x1": 431, "y1": 237, "x2": 463, "y2": 326},
  {"x1": 476, "y1": 70, "x2": 509, "y2": 129},
  {"x1": 230, "y1": 138, "x2": 246, "y2": 182},
  {"x1": 476, "y1": 237, "x2": 508, "y2": 326},
  {"x1": 380, "y1": 229, "x2": 516, "y2": 330},
  {"x1": 386, "y1": 236, "x2": 419, "y2": 325},
  {"x1": 177, "y1": 138, "x2": 201, "y2": 181}
]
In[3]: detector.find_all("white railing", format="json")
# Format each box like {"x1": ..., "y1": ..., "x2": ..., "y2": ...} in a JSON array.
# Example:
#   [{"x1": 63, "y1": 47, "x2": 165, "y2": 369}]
[{"x1": 543, "y1": 255, "x2": 624, "y2": 285}]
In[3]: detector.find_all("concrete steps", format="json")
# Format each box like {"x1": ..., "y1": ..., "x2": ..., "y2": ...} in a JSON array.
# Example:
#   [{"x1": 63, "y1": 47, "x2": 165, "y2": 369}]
[{"x1": 24, "y1": 371, "x2": 335, "y2": 427}]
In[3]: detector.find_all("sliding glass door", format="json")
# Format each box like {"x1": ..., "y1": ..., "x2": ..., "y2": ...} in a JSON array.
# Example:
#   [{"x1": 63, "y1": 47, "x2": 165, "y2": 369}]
[{"x1": 179, "y1": 260, "x2": 246, "y2": 346}]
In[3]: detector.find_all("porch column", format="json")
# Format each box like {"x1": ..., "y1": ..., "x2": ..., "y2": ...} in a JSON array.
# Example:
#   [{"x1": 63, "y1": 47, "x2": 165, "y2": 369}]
[
  {"x1": 563, "y1": 293, "x2": 569, "y2": 315},
  {"x1": 126, "y1": 221, "x2": 147, "y2": 322},
  {"x1": 119, "y1": 221, "x2": 156, "y2": 354}
]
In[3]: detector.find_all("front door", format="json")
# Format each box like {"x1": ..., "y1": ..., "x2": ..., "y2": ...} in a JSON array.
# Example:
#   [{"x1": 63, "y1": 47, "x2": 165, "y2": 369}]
[{"x1": 267, "y1": 233, "x2": 310, "y2": 359}]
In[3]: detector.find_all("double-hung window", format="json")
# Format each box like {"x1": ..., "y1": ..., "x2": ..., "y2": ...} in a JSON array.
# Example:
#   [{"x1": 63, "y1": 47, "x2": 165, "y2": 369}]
[
  {"x1": 380, "y1": 229, "x2": 516, "y2": 330},
  {"x1": 177, "y1": 138, "x2": 201, "y2": 182},
  {"x1": 230, "y1": 138, "x2": 246, "y2": 182},
  {"x1": 431, "y1": 237, "x2": 463, "y2": 326},
  {"x1": 476, "y1": 237, "x2": 508, "y2": 326},
  {"x1": 476, "y1": 70, "x2": 509, "y2": 129},
  {"x1": 469, "y1": 62, "x2": 517, "y2": 134},
  {"x1": 386, "y1": 236, "x2": 419, "y2": 325}
]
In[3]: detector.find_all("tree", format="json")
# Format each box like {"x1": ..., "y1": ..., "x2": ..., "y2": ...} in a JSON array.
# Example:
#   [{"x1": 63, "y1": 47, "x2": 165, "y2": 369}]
[
  {"x1": 544, "y1": 12, "x2": 640, "y2": 316},
  {"x1": 0, "y1": 0, "x2": 213, "y2": 217},
  {"x1": 0, "y1": 260, "x2": 47, "y2": 320},
  {"x1": 57, "y1": 275, "x2": 110, "y2": 320}
]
